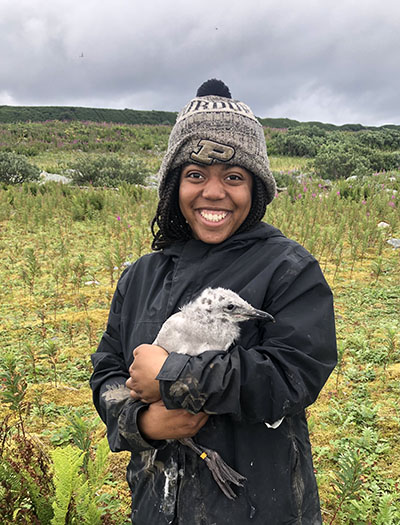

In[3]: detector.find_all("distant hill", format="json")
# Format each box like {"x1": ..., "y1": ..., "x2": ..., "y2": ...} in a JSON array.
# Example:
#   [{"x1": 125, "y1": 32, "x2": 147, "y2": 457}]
[
  {"x1": 0, "y1": 104, "x2": 399, "y2": 131},
  {"x1": 257, "y1": 117, "x2": 400, "y2": 132},
  {"x1": 0, "y1": 105, "x2": 177, "y2": 125}
]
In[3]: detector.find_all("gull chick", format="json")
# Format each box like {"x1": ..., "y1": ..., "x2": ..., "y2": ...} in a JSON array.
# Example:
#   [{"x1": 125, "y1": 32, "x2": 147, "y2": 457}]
[
  {"x1": 103, "y1": 287, "x2": 275, "y2": 499},
  {"x1": 154, "y1": 287, "x2": 275, "y2": 356}
]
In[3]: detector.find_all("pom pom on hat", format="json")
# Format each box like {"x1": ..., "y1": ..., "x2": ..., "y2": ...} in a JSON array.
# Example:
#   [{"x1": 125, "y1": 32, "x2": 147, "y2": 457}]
[{"x1": 196, "y1": 79, "x2": 232, "y2": 99}]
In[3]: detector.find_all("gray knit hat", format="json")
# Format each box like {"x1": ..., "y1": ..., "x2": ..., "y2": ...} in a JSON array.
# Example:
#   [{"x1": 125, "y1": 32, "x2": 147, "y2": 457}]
[{"x1": 158, "y1": 79, "x2": 276, "y2": 204}]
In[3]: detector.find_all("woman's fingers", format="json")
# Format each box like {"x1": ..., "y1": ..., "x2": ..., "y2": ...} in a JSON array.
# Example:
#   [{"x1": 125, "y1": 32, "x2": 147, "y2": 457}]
[{"x1": 138, "y1": 400, "x2": 209, "y2": 441}]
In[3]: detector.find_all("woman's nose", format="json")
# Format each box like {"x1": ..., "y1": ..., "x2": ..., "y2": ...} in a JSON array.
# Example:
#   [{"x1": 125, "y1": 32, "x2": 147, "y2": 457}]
[{"x1": 202, "y1": 178, "x2": 225, "y2": 199}]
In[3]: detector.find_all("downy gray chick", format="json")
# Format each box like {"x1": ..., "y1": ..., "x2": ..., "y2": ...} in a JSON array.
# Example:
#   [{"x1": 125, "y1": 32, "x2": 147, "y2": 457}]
[
  {"x1": 103, "y1": 287, "x2": 275, "y2": 499},
  {"x1": 154, "y1": 287, "x2": 274, "y2": 355}
]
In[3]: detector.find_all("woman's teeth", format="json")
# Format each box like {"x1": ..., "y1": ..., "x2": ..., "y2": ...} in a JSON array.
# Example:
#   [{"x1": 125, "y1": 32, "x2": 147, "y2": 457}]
[{"x1": 200, "y1": 211, "x2": 228, "y2": 222}]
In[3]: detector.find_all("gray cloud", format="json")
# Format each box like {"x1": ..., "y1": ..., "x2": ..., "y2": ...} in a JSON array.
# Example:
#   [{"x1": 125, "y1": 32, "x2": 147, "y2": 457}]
[{"x1": 1, "y1": 0, "x2": 399, "y2": 125}]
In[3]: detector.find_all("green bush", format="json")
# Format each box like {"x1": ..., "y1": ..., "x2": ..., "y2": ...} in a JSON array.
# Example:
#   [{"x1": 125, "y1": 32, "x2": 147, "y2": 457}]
[
  {"x1": 71, "y1": 191, "x2": 105, "y2": 221},
  {"x1": 366, "y1": 150, "x2": 400, "y2": 172},
  {"x1": 0, "y1": 152, "x2": 40, "y2": 184},
  {"x1": 67, "y1": 154, "x2": 149, "y2": 187},
  {"x1": 270, "y1": 126, "x2": 327, "y2": 157},
  {"x1": 356, "y1": 129, "x2": 400, "y2": 150},
  {"x1": 313, "y1": 143, "x2": 371, "y2": 179}
]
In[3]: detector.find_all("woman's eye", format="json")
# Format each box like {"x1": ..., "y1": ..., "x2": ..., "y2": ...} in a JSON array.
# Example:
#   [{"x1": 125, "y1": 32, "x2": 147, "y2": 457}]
[
  {"x1": 186, "y1": 172, "x2": 203, "y2": 179},
  {"x1": 226, "y1": 174, "x2": 243, "y2": 181}
]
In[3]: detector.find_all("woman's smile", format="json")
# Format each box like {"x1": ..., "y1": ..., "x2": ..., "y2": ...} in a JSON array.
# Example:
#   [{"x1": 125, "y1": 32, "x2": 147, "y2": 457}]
[
  {"x1": 179, "y1": 163, "x2": 253, "y2": 244},
  {"x1": 198, "y1": 209, "x2": 229, "y2": 223}
]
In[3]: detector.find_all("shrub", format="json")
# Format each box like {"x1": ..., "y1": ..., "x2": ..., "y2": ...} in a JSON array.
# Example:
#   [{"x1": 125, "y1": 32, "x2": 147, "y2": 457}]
[
  {"x1": 0, "y1": 152, "x2": 40, "y2": 184},
  {"x1": 366, "y1": 150, "x2": 400, "y2": 172},
  {"x1": 71, "y1": 191, "x2": 105, "y2": 221},
  {"x1": 356, "y1": 130, "x2": 386, "y2": 150},
  {"x1": 313, "y1": 143, "x2": 371, "y2": 179},
  {"x1": 269, "y1": 126, "x2": 327, "y2": 157},
  {"x1": 67, "y1": 154, "x2": 149, "y2": 187},
  {"x1": 355, "y1": 128, "x2": 400, "y2": 150}
]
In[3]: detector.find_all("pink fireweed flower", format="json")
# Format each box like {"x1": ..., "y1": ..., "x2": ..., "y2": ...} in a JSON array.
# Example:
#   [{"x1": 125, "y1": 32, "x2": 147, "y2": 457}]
[
  {"x1": 336, "y1": 191, "x2": 340, "y2": 196},
  {"x1": 312, "y1": 193, "x2": 317, "y2": 198},
  {"x1": 116, "y1": 216, "x2": 121, "y2": 221},
  {"x1": 362, "y1": 200, "x2": 367, "y2": 205},
  {"x1": 388, "y1": 201, "x2": 395, "y2": 208}
]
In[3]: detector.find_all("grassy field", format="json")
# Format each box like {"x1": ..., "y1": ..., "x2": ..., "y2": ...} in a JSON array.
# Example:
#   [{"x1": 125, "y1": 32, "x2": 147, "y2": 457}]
[{"x1": 0, "y1": 124, "x2": 399, "y2": 523}]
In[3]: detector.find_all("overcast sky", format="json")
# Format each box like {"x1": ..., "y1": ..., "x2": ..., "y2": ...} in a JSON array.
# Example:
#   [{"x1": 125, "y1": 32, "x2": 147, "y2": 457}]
[{"x1": 1, "y1": 0, "x2": 399, "y2": 126}]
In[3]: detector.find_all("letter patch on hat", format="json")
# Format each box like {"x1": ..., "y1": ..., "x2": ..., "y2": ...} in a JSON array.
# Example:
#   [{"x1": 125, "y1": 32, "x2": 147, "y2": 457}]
[{"x1": 190, "y1": 139, "x2": 235, "y2": 165}]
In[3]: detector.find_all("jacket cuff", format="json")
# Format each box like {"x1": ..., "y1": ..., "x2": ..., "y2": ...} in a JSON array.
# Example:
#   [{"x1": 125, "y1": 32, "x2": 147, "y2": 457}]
[
  {"x1": 156, "y1": 352, "x2": 191, "y2": 381},
  {"x1": 118, "y1": 400, "x2": 167, "y2": 452}
]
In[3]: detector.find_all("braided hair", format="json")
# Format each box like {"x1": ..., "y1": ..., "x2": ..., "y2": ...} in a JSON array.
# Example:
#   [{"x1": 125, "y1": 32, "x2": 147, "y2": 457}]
[{"x1": 151, "y1": 166, "x2": 268, "y2": 251}]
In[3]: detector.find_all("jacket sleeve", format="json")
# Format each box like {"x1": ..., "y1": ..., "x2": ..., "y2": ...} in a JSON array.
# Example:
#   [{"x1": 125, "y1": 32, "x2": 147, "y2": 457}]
[
  {"x1": 90, "y1": 271, "x2": 166, "y2": 453},
  {"x1": 156, "y1": 253, "x2": 337, "y2": 426}
]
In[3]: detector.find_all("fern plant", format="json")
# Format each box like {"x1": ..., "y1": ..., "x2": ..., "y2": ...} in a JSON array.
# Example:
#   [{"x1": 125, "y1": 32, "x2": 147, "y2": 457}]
[
  {"x1": 86, "y1": 437, "x2": 111, "y2": 492},
  {"x1": 73, "y1": 440, "x2": 111, "y2": 525},
  {"x1": 51, "y1": 445, "x2": 85, "y2": 525},
  {"x1": 74, "y1": 478, "x2": 103, "y2": 525},
  {"x1": 67, "y1": 414, "x2": 98, "y2": 474},
  {"x1": 50, "y1": 438, "x2": 111, "y2": 525},
  {"x1": 375, "y1": 493, "x2": 400, "y2": 524},
  {"x1": 329, "y1": 447, "x2": 363, "y2": 524}
]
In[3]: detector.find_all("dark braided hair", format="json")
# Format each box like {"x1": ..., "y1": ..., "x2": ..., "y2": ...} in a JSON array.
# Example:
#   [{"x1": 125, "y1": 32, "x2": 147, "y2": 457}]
[
  {"x1": 151, "y1": 168, "x2": 192, "y2": 250},
  {"x1": 151, "y1": 166, "x2": 268, "y2": 251}
]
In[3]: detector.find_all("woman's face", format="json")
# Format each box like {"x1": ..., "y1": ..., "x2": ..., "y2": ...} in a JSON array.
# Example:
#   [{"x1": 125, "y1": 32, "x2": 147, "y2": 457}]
[{"x1": 179, "y1": 163, "x2": 253, "y2": 244}]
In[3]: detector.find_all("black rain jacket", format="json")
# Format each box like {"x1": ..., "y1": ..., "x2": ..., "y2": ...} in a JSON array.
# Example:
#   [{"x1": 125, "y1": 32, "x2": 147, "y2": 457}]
[{"x1": 90, "y1": 222, "x2": 337, "y2": 525}]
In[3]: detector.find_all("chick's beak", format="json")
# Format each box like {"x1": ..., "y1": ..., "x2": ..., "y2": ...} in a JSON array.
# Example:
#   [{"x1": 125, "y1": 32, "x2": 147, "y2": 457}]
[
  {"x1": 239, "y1": 308, "x2": 275, "y2": 323},
  {"x1": 253, "y1": 308, "x2": 275, "y2": 323}
]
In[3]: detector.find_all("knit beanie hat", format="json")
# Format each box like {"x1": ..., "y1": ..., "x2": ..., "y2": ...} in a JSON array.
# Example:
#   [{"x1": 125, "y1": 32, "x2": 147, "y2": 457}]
[{"x1": 158, "y1": 79, "x2": 276, "y2": 204}]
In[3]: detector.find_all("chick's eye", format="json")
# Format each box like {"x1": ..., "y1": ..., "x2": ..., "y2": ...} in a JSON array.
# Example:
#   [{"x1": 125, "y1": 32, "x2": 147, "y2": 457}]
[{"x1": 226, "y1": 304, "x2": 235, "y2": 311}]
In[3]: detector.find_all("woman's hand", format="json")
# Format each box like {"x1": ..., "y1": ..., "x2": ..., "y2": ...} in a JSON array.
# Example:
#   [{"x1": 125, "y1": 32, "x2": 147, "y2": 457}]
[
  {"x1": 138, "y1": 400, "x2": 209, "y2": 441},
  {"x1": 126, "y1": 344, "x2": 168, "y2": 403}
]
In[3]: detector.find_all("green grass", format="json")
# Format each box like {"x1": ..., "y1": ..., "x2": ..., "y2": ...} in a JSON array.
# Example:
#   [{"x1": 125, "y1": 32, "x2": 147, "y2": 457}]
[
  {"x1": 269, "y1": 155, "x2": 312, "y2": 172},
  {"x1": 31, "y1": 152, "x2": 312, "y2": 178},
  {"x1": 0, "y1": 123, "x2": 399, "y2": 523}
]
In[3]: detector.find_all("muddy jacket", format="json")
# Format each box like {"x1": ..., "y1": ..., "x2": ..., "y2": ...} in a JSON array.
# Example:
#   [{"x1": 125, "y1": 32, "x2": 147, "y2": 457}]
[{"x1": 90, "y1": 222, "x2": 337, "y2": 525}]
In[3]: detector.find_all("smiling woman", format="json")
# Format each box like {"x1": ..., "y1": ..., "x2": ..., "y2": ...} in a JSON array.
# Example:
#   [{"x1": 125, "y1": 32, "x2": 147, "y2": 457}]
[
  {"x1": 90, "y1": 79, "x2": 337, "y2": 525},
  {"x1": 179, "y1": 163, "x2": 253, "y2": 244}
]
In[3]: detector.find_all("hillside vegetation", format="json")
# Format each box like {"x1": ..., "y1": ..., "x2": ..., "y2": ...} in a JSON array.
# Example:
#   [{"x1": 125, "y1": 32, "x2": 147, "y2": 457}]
[
  {"x1": 0, "y1": 119, "x2": 399, "y2": 524},
  {"x1": 0, "y1": 119, "x2": 400, "y2": 184},
  {"x1": 1, "y1": 104, "x2": 400, "y2": 132},
  {"x1": 0, "y1": 106, "x2": 177, "y2": 126}
]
